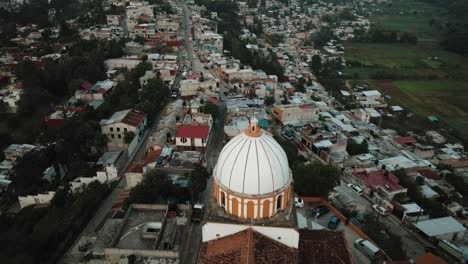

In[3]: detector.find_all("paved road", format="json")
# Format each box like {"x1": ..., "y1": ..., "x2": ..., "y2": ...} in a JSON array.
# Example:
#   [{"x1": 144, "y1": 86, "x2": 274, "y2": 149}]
[
  {"x1": 335, "y1": 179, "x2": 428, "y2": 260},
  {"x1": 179, "y1": 4, "x2": 229, "y2": 263}
]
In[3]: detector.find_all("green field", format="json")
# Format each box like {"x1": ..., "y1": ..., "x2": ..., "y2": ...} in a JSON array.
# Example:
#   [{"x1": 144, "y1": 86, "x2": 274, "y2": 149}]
[
  {"x1": 371, "y1": 0, "x2": 447, "y2": 43},
  {"x1": 344, "y1": 0, "x2": 468, "y2": 141},
  {"x1": 369, "y1": 80, "x2": 468, "y2": 139}
]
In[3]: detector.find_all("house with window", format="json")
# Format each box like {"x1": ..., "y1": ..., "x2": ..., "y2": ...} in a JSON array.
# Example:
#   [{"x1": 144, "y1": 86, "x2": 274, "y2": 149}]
[
  {"x1": 175, "y1": 124, "x2": 209, "y2": 151},
  {"x1": 352, "y1": 168, "x2": 407, "y2": 210},
  {"x1": 100, "y1": 109, "x2": 147, "y2": 151}
]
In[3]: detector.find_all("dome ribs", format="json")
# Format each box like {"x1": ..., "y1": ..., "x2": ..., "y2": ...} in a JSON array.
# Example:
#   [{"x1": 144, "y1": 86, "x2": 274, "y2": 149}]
[
  {"x1": 255, "y1": 141, "x2": 260, "y2": 195},
  {"x1": 218, "y1": 135, "x2": 244, "y2": 186},
  {"x1": 259, "y1": 139, "x2": 275, "y2": 193},
  {"x1": 241, "y1": 140, "x2": 253, "y2": 194},
  {"x1": 228, "y1": 137, "x2": 249, "y2": 190},
  {"x1": 263, "y1": 136, "x2": 288, "y2": 186}
]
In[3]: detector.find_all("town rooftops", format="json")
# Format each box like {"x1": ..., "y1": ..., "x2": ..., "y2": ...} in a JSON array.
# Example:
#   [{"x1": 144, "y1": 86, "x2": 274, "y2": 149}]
[
  {"x1": 379, "y1": 155, "x2": 418, "y2": 171},
  {"x1": 100, "y1": 109, "x2": 147, "y2": 127},
  {"x1": 96, "y1": 151, "x2": 122, "y2": 166},
  {"x1": 176, "y1": 125, "x2": 209, "y2": 139},
  {"x1": 394, "y1": 136, "x2": 417, "y2": 146},
  {"x1": 356, "y1": 169, "x2": 403, "y2": 191},
  {"x1": 3, "y1": 144, "x2": 36, "y2": 154},
  {"x1": 362, "y1": 90, "x2": 381, "y2": 97},
  {"x1": 414, "y1": 216, "x2": 466, "y2": 237}
]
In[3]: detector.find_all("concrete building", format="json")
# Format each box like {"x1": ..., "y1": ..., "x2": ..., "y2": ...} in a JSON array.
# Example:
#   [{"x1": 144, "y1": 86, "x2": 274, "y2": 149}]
[
  {"x1": 18, "y1": 191, "x2": 55, "y2": 209},
  {"x1": 100, "y1": 109, "x2": 147, "y2": 151},
  {"x1": 273, "y1": 103, "x2": 319, "y2": 125},
  {"x1": 3, "y1": 144, "x2": 37, "y2": 161},
  {"x1": 414, "y1": 217, "x2": 466, "y2": 241},
  {"x1": 179, "y1": 78, "x2": 218, "y2": 97},
  {"x1": 175, "y1": 124, "x2": 209, "y2": 151}
]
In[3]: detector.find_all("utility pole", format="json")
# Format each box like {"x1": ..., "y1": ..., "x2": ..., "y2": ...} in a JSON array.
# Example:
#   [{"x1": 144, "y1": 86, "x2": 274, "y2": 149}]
[{"x1": 378, "y1": 111, "x2": 382, "y2": 136}]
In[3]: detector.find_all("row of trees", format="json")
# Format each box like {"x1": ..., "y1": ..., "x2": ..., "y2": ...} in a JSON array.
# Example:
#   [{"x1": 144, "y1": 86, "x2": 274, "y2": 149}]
[
  {"x1": 275, "y1": 136, "x2": 341, "y2": 197},
  {"x1": 0, "y1": 181, "x2": 110, "y2": 264},
  {"x1": 125, "y1": 165, "x2": 210, "y2": 208},
  {"x1": 354, "y1": 27, "x2": 418, "y2": 44}
]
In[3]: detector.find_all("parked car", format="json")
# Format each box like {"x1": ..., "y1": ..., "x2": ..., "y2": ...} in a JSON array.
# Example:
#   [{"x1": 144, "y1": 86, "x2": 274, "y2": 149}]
[
  {"x1": 191, "y1": 203, "x2": 204, "y2": 222},
  {"x1": 354, "y1": 239, "x2": 380, "y2": 259},
  {"x1": 372, "y1": 205, "x2": 388, "y2": 216},
  {"x1": 311, "y1": 206, "x2": 330, "y2": 217},
  {"x1": 328, "y1": 216, "x2": 341, "y2": 230},
  {"x1": 294, "y1": 197, "x2": 304, "y2": 208},
  {"x1": 347, "y1": 183, "x2": 363, "y2": 195}
]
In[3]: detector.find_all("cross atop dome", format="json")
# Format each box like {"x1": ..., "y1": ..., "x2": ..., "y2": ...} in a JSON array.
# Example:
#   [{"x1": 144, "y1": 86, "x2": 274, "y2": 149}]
[{"x1": 245, "y1": 117, "x2": 262, "y2": 137}]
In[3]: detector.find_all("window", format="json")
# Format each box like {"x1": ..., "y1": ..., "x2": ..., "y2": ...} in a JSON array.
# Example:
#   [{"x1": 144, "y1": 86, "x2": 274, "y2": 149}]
[
  {"x1": 110, "y1": 127, "x2": 113, "y2": 132},
  {"x1": 124, "y1": 128, "x2": 127, "y2": 132},
  {"x1": 276, "y1": 195, "x2": 283, "y2": 212},
  {"x1": 118, "y1": 134, "x2": 121, "y2": 139},
  {"x1": 181, "y1": 137, "x2": 188, "y2": 143},
  {"x1": 117, "y1": 127, "x2": 120, "y2": 132},
  {"x1": 111, "y1": 134, "x2": 114, "y2": 139},
  {"x1": 221, "y1": 192, "x2": 226, "y2": 207}
]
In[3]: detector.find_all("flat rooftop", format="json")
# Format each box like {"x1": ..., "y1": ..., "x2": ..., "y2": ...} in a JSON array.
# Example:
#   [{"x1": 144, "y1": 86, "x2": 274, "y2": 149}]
[{"x1": 114, "y1": 207, "x2": 166, "y2": 250}]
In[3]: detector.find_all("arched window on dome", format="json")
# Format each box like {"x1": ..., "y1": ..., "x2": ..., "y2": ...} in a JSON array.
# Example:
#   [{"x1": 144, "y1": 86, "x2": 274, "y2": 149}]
[
  {"x1": 276, "y1": 195, "x2": 282, "y2": 212},
  {"x1": 221, "y1": 192, "x2": 226, "y2": 207}
]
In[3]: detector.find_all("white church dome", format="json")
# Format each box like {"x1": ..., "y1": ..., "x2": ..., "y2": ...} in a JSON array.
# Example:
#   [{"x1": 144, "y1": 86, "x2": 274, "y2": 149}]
[{"x1": 213, "y1": 118, "x2": 291, "y2": 196}]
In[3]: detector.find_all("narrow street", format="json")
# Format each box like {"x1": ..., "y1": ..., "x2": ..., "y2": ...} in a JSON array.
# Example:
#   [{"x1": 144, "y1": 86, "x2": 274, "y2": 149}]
[
  {"x1": 334, "y1": 179, "x2": 428, "y2": 259},
  {"x1": 180, "y1": 4, "x2": 228, "y2": 264}
]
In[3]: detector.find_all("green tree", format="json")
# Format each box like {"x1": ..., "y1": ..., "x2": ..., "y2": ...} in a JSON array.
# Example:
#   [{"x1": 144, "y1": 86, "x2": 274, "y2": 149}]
[
  {"x1": 293, "y1": 162, "x2": 340, "y2": 197},
  {"x1": 11, "y1": 150, "x2": 50, "y2": 195},
  {"x1": 346, "y1": 139, "x2": 368, "y2": 155},
  {"x1": 124, "y1": 169, "x2": 189, "y2": 208},
  {"x1": 202, "y1": 101, "x2": 220, "y2": 122},
  {"x1": 310, "y1": 54, "x2": 322, "y2": 73},
  {"x1": 361, "y1": 213, "x2": 407, "y2": 260},
  {"x1": 188, "y1": 164, "x2": 210, "y2": 202},
  {"x1": 264, "y1": 96, "x2": 275, "y2": 106},
  {"x1": 124, "y1": 131, "x2": 136, "y2": 144}
]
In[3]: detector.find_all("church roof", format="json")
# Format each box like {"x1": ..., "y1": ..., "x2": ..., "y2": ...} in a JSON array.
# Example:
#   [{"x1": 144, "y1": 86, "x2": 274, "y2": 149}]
[
  {"x1": 198, "y1": 228, "x2": 298, "y2": 264},
  {"x1": 299, "y1": 229, "x2": 353, "y2": 264},
  {"x1": 214, "y1": 118, "x2": 291, "y2": 196}
]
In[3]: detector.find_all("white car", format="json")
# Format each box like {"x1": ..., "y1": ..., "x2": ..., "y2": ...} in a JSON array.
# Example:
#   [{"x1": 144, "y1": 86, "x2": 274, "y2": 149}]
[
  {"x1": 372, "y1": 205, "x2": 388, "y2": 216},
  {"x1": 347, "y1": 183, "x2": 363, "y2": 195},
  {"x1": 294, "y1": 197, "x2": 304, "y2": 208}
]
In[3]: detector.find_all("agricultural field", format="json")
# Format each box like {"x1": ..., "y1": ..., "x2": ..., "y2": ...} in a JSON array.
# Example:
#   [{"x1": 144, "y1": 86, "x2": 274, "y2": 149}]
[
  {"x1": 344, "y1": 0, "x2": 468, "y2": 141},
  {"x1": 370, "y1": 80, "x2": 468, "y2": 139}
]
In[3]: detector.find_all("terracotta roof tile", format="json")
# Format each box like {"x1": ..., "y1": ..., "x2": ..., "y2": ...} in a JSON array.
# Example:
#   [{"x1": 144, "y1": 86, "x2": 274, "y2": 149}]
[
  {"x1": 122, "y1": 110, "x2": 147, "y2": 127},
  {"x1": 299, "y1": 229, "x2": 352, "y2": 264},
  {"x1": 415, "y1": 253, "x2": 446, "y2": 264},
  {"x1": 199, "y1": 228, "x2": 298, "y2": 264},
  {"x1": 176, "y1": 125, "x2": 209, "y2": 139}
]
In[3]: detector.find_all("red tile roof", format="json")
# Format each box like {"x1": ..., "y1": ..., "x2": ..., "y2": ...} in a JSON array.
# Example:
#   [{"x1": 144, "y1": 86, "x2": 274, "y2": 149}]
[
  {"x1": 122, "y1": 110, "x2": 147, "y2": 127},
  {"x1": 394, "y1": 136, "x2": 417, "y2": 146},
  {"x1": 356, "y1": 169, "x2": 403, "y2": 191},
  {"x1": 299, "y1": 229, "x2": 352, "y2": 264},
  {"x1": 415, "y1": 253, "x2": 447, "y2": 264},
  {"x1": 199, "y1": 228, "x2": 298, "y2": 264},
  {"x1": 81, "y1": 81, "x2": 93, "y2": 90},
  {"x1": 417, "y1": 169, "x2": 441, "y2": 180},
  {"x1": 176, "y1": 125, "x2": 209, "y2": 139}
]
